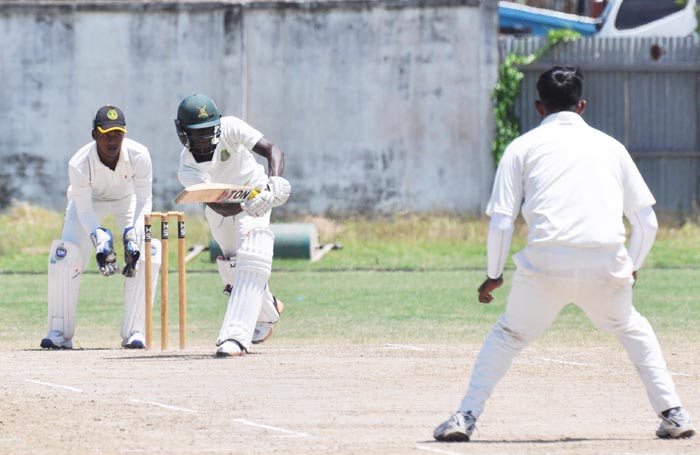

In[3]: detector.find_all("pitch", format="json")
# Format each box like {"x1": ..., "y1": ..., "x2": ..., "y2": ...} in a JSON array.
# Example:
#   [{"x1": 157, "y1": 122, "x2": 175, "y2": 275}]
[{"x1": 2, "y1": 341, "x2": 698, "y2": 454}]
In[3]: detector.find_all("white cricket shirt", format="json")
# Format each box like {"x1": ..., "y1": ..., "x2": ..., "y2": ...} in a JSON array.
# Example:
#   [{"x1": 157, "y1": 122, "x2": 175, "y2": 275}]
[
  {"x1": 486, "y1": 111, "x2": 655, "y2": 248},
  {"x1": 67, "y1": 138, "x2": 153, "y2": 235},
  {"x1": 178, "y1": 116, "x2": 267, "y2": 188}
]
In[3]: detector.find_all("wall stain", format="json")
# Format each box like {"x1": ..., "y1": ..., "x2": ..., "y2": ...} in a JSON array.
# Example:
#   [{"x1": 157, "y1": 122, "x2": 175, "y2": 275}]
[{"x1": 0, "y1": 153, "x2": 51, "y2": 210}]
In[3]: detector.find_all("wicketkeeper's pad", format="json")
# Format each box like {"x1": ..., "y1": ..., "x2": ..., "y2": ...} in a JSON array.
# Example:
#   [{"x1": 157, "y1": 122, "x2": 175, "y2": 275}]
[{"x1": 47, "y1": 240, "x2": 83, "y2": 339}]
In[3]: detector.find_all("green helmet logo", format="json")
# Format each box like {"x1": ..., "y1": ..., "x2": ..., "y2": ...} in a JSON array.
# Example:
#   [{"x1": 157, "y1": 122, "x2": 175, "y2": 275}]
[{"x1": 197, "y1": 105, "x2": 210, "y2": 119}]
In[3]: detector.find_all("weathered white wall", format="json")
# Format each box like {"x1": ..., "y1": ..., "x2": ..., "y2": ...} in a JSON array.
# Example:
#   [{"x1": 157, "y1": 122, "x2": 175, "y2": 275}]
[{"x1": 0, "y1": 0, "x2": 497, "y2": 215}]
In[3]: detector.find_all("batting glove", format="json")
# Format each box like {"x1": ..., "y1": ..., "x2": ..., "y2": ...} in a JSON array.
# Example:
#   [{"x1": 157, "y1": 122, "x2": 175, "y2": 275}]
[
  {"x1": 91, "y1": 227, "x2": 119, "y2": 276},
  {"x1": 122, "y1": 226, "x2": 140, "y2": 278},
  {"x1": 267, "y1": 176, "x2": 291, "y2": 207},
  {"x1": 241, "y1": 190, "x2": 274, "y2": 217}
]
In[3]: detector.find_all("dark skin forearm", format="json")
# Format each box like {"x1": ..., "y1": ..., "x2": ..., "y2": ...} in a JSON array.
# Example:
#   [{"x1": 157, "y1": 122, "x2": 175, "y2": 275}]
[
  {"x1": 253, "y1": 137, "x2": 285, "y2": 177},
  {"x1": 205, "y1": 137, "x2": 285, "y2": 217},
  {"x1": 206, "y1": 202, "x2": 244, "y2": 217}
]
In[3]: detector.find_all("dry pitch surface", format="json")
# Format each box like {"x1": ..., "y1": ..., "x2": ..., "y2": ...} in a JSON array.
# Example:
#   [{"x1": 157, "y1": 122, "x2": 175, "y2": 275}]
[{"x1": 1, "y1": 341, "x2": 698, "y2": 455}]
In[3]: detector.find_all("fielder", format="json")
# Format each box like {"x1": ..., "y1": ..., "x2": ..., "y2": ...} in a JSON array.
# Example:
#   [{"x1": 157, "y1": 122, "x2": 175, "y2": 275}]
[
  {"x1": 41, "y1": 105, "x2": 160, "y2": 350},
  {"x1": 175, "y1": 94, "x2": 291, "y2": 357},
  {"x1": 434, "y1": 66, "x2": 695, "y2": 441}
]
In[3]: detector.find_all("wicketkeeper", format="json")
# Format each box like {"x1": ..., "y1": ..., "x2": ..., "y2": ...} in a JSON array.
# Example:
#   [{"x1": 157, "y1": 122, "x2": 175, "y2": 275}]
[
  {"x1": 41, "y1": 105, "x2": 161, "y2": 350},
  {"x1": 175, "y1": 94, "x2": 291, "y2": 357}
]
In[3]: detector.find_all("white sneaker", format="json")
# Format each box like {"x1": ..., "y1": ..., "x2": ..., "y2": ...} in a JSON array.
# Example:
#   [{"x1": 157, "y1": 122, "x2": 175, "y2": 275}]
[
  {"x1": 216, "y1": 340, "x2": 245, "y2": 357},
  {"x1": 252, "y1": 297, "x2": 284, "y2": 345},
  {"x1": 40, "y1": 331, "x2": 73, "y2": 350},
  {"x1": 122, "y1": 332, "x2": 145, "y2": 349},
  {"x1": 434, "y1": 411, "x2": 476, "y2": 442},
  {"x1": 657, "y1": 407, "x2": 696, "y2": 439}
]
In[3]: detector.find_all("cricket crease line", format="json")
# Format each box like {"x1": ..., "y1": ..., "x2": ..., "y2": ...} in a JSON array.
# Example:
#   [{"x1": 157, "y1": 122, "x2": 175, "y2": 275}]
[
  {"x1": 670, "y1": 372, "x2": 694, "y2": 377},
  {"x1": 531, "y1": 356, "x2": 592, "y2": 366},
  {"x1": 385, "y1": 343, "x2": 426, "y2": 352},
  {"x1": 233, "y1": 418, "x2": 310, "y2": 438},
  {"x1": 129, "y1": 398, "x2": 197, "y2": 413},
  {"x1": 26, "y1": 379, "x2": 83, "y2": 393},
  {"x1": 415, "y1": 444, "x2": 463, "y2": 455}
]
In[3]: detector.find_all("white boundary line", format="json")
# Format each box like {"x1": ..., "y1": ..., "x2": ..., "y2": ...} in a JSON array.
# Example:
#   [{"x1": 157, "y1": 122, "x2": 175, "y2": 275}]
[
  {"x1": 129, "y1": 399, "x2": 197, "y2": 413},
  {"x1": 233, "y1": 418, "x2": 309, "y2": 438},
  {"x1": 415, "y1": 444, "x2": 463, "y2": 455},
  {"x1": 26, "y1": 379, "x2": 83, "y2": 393},
  {"x1": 385, "y1": 343, "x2": 426, "y2": 352}
]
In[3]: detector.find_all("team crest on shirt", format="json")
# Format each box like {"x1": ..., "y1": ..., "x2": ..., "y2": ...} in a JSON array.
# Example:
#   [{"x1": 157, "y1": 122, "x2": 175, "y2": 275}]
[{"x1": 220, "y1": 149, "x2": 230, "y2": 161}]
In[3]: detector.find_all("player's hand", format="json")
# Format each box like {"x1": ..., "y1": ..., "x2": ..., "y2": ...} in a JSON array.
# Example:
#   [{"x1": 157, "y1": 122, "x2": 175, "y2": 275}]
[
  {"x1": 207, "y1": 202, "x2": 244, "y2": 217},
  {"x1": 478, "y1": 275, "x2": 504, "y2": 304},
  {"x1": 91, "y1": 227, "x2": 119, "y2": 276},
  {"x1": 122, "y1": 226, "x2": 140, "y2": 278},
  {"x1": 267, "y1": 176, "x2": 291, "y2": 207},
  {"x1": 241, "y1": 190, "x2": 274, "y2": 217}
]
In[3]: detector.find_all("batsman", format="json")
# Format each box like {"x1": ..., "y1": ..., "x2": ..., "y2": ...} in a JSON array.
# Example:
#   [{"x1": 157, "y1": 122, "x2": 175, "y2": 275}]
[
  {"x1": 175, "y1": 94, "x2": 291, "y2": 357},
  {"x1": 41, "y1": 105, "x2": 161, "y2": 350}
]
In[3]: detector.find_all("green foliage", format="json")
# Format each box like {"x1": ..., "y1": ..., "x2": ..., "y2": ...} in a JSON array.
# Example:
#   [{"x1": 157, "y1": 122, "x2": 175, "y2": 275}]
[{"x1": 492, "y1": 29, "x2": 581, "y2": 165}]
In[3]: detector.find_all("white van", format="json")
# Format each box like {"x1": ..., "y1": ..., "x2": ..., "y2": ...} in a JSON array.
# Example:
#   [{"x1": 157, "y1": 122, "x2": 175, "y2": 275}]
[
  {"x1": 596, "y1": 0, "x2": 698, "y2": 37},
  {"x1": 499, "y1": 0, "x2": 698, "y2": 37}
]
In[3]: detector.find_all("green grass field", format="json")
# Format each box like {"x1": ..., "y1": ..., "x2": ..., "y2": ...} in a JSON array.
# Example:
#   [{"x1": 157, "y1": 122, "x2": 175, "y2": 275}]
[{"x1": 1, "y1": 204, "x2": 699, "y2": 349}]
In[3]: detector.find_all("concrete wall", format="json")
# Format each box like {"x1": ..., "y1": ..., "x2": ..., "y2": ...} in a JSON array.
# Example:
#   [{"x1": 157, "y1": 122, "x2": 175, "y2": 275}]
[{"x1": 0, "y1": 0, "x2": 498, "y2": 215}]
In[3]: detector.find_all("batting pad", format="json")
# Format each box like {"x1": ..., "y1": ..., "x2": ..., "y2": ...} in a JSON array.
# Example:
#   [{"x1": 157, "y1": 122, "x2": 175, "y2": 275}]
[
  {"x1": 121, "y1": 238, "x2": 161, "y2": 339},
  {"x1": 217, "y1": 227, "x2": 274, "y2": 349},
  {"x1": 47, "y1": 240, "x2": 83, "y2": 339}
]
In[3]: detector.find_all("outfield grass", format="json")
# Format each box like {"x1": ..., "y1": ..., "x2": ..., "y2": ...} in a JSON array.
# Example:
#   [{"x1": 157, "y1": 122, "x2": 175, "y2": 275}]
[{"x1": 1, "y1": 204, "x2": 698, "y2": 349}]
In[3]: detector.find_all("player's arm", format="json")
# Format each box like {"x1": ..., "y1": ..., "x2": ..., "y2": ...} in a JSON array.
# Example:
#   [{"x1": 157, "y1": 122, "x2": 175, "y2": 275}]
[
  {"x1": 121, "y1": 149, "x2": 153, "y2": 277},
  {"x1": 478, "y1": 213, "x2": 514, "y2": 303},
  {"x1": 626, "y1": 205, "x2": 658, "y2": 283},
  {"x1": 252, "y1": 137, "x2": 284, "y2": 177},
  {"x1": 69, "y1": 165, "x2": 100, "y2": 236},
  {"x1": 235, "y1": 138, "x2": 291, "y2": 217},
  {"x1": 478, "y1": 143, "x2": 522, "y2": 303}
]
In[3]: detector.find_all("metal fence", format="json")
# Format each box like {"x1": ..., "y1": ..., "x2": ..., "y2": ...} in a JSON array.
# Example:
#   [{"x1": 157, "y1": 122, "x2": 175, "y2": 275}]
[{"x1": 500, "y1": 35, "x2": 700, "y2": 215}]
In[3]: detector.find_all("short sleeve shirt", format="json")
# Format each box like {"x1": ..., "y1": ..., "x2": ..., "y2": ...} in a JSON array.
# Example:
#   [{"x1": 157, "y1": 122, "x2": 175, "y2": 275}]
[
  {"x1": 486, "y1": 111, "x2": 655, "y2": 248},
  {"x1": 178, "y1": 116, "x2": 267, "y2": 188}
]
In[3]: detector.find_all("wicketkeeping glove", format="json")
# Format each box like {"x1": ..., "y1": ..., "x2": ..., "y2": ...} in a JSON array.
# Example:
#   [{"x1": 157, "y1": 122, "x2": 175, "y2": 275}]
[
  {"x1": 267, "y1": 176, "x2": 291, "y2": 207},
  {"x1": 241, "y1": 190, "x2": 274, "y2": 217},
  {"x1": 91, "y1": 227, "x2": 119, "y2": 276},
  {"x1": 122, "y1": 226, "x2": 140, "y2": 278}
]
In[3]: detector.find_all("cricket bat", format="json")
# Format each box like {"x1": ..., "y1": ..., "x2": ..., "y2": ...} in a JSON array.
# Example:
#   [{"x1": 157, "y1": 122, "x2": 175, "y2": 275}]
[{"x1": 175, "y1": 183, "x2": 259, "y2": 204}]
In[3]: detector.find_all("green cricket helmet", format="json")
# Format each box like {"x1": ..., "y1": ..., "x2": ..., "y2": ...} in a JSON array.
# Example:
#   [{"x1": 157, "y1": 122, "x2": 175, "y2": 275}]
[{"x1": 174, "y1": 94, "x2": 222, "y2": 162}]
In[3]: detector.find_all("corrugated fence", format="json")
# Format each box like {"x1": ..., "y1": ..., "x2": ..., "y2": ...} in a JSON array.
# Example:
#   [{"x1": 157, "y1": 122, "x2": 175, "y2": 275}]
[{"x1": 501, "y1": 36, "x2": 700, "y2": 215}]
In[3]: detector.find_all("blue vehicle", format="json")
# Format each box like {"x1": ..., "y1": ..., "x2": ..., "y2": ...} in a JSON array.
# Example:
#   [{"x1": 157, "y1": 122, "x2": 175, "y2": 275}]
[{"x1": 500, "y1": 0, "x2": 698, "y2": 37}]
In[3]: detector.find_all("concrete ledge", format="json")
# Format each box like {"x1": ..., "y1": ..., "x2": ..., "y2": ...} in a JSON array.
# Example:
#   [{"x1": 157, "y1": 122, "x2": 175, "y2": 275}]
[{"x1": 0, "y1": 0, "x2": 481, "y2": 13}]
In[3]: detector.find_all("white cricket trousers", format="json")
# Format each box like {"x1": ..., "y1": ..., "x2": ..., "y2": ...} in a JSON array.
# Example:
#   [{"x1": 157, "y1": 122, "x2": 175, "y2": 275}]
[{"x1": 459, "y1": 245, "x2": 682, "y2": 417}]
